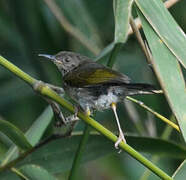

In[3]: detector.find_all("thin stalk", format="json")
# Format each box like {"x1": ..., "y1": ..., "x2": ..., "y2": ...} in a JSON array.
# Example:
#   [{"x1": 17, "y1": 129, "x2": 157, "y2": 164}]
[
  {"x1": 128, "y1": 16, "x2": 180, "y2": 133},
  {"x1": 0, "y1": 56, "x2": 173, "y2": 180},
  {"x1": 126, "y1": 96, "x2": 180, "y2": 132},
  {"x1": 107, "y1": 43, "x2": 122, "y2": 68},
  {"x1": 0, "y1": 56, "x2": 36, "y2": 86},
  {"x1": 43, "y1": 0, "x2": 100, "y2": 55},
  {"x1": 11, "y1": 167, "x2": 29, "y2": 180},
  {"x1": 68, "y1": 125, "x2": 91, "y2": 180},
  {"x1": 69, "y1": 41, "x2": 120, "y2": 179},
  {"x1": 129, "y1": 16, "x2": 151, "y2": 64}
]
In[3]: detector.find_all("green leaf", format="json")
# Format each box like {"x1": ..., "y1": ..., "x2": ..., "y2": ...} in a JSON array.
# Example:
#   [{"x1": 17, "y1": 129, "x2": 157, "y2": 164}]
[
  {"x1": 135, "y1": 0, "x2": 186, "y2": 68},
  {"x1": 0, "y1": 140, "x2": 9, "y2": 161},
  {"x1": 18, "y1": 164, "x2": 57, "y2": 180},
  {"x1": 95, "y1": 42, "x2": 115, "y2": 62},
  {"x1": 25, "y1": 106, "x2": 53, "y2": 146},
  {"x1": 1, "y1": 106, "x2": 53, "y2": 166},
  {"x1": 0, "y1": 119, "x2": 32, "y2": 151},
  {"x1": 17, "y1": 135, "x2": 186, "y2": 174},
  {"x1": 138, "y1": 10, "x2": 186, "y2": 141},
  {"x1": 114, "y1": 0, "x2": 133, "y2": 43},
  {"x1": 0, "y1": 170, "x2": 20, "y2": 180},
  {"x1": 172, "y1": 160, "x2": 186, "y2": 179}
]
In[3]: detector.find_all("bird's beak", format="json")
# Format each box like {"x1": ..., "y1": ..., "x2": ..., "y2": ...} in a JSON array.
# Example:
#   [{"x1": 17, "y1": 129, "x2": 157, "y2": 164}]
[{"x1": 38, "y1": 54, "x2": 55, "y2": 61}]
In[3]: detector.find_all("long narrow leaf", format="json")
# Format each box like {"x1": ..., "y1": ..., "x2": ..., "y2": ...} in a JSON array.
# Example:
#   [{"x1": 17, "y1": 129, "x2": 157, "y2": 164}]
[
  {"x1": 0, "y1": 119, "x2": 32, "y2": 151},
  {"x1": 19, "y1": 164, "x2": 57, "y2": 180},
  {"x1": 172, "y1": 160, "x2": 186, "y2": 179},
  {"x1": 135, "y1": 0, "x2": 186, "y2": 68},
  {"x1": 138, "y1": 11, "x2": 186, "y2": 141},
  {"x1": 1, "y1": 106, "x2": 53, "y2": 165},
  {"x1": 114, "y1": 0, "x2": 133, "y2": 43},
  {"x1": 17, "y1": 135, "x2": 186, "y2": 174}
]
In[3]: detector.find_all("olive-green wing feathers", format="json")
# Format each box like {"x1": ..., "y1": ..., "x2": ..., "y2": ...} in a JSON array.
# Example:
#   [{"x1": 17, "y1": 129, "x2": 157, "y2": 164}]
[{"x1": 64, "y1": 61, "x2": 130, "y2": 87}]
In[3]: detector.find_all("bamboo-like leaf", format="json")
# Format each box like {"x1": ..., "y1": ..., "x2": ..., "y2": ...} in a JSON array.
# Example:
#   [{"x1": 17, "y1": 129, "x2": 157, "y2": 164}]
[
  {"x1": 1, "y1": 106, "x2": 53, "y2": 166},
  {"x1": 172, "y1": 160, "x2": 186, "y2": 179},
  {"x1": 0, "y1": 119, "x2": 32, "y2": 151},
  {"x1": 135, "y1": 0, "x2": 186, "y2": 68},
  {"x1": 17, "y1": 135, "x2": 186, "y2": 174},
  {"x1": 114, "y1": 0, "x2": 133, "y2": 43},
  {"x1": 138, "y1": 11, "x2": 186, "y2": 141},
  {"x1": 25, "y1": 106, "x2": 53, "y2": 146},
  {"x1": 95, "y1": 42, "x2": 115, "y2": 62},
  {"x1": 19, "y1": 164, "x2": 57, "y2": 180}
]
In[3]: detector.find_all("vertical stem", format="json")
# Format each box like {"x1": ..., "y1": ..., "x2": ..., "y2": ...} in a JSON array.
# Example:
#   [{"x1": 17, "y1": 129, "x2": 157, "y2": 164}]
[
  {"x1": 69, "y1": 41, "x2": 121, "y2": 179},
  {"x1": 68, "y1": 125, "x2": 91, "y2": 180},
  {"x1": 129, "y1": 16, "x2": 151, "y2": 64},
  {"x1": 107, "y1": 43, "x2": 122, "y2": 68}
]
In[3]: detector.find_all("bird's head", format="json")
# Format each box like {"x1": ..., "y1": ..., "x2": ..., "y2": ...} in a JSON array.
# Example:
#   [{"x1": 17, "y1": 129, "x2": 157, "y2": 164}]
[{"x1": 39, "y1": 51, "x2": 82, "y2": 75}]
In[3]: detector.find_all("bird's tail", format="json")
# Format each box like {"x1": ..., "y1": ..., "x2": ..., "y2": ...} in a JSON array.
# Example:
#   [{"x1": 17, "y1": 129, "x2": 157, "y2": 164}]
[{"x1": 123, "y1": 83, "x2": 163, "y2": 96}]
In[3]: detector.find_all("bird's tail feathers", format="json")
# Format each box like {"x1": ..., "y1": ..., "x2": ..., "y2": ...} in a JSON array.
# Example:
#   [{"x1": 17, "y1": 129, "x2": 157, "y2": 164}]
[{"x1": 123, "y1": 83, "x2": 163, "y2": 96}]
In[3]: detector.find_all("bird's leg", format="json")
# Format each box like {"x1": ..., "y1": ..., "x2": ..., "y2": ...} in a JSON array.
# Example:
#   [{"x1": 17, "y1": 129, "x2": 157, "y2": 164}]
[
  {"x1": 33, "y1": 81, "x2": 65, "y2": 126},
  {"x1": 111, "y1": 102, "x2": 126, "y2": 149},
  {"x1": 85, "y1": 106, "x2": 91, "y2": 116},
  {"x1": 65, "y1": 106, "x2": 79, "y2": 123},
  {"x1": 37, "y1": 82, "x2": 66, "y2": 126},
  {"x1": 33, "y1": 81, "x2": 79, "y2": 126},
  {"x1": 44, "y1": 83, "x2": 80, "y2": 123},
  {"x1": 47, "y1": 99, "x2": 79, "y2": 126},
  {"x1": 46, "y1": 99, "x2": 66, "y2": 127}
]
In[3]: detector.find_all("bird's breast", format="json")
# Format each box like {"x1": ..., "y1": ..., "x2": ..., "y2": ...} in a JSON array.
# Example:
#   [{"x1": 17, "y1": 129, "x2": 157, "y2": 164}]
[
  {"x1": 94, "y1": 91, "x2": 119, "y2": 110},
  {"x1": 64, "y1": 85, "x2": 125, "y2": 111}
]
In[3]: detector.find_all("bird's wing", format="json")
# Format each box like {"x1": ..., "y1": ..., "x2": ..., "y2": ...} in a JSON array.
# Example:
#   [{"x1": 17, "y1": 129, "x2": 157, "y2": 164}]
[{"x1": 64, "y1": 61, "x2": 130, "y2": 87}]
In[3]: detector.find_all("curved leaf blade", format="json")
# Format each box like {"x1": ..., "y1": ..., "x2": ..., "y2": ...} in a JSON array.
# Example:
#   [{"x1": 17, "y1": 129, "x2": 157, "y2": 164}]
[
  {"x1": 0, "y1": 119, "x2": 32, "y2": 151},
  {"x1": 138, "y1": 10, "x2": 186, "y2": 141},
  {"x1": 172, "y1": 160, "x2": 186, "y2": 179},
  {"x1": 25, "y1": 106, "x2": 53, "y2": 146},
  {"x1": 2, "y1": 106, "x2": 53, "y2": 166},
  {"x1": 135, "y1": 0, "x2": 186, "y2": 68},
  {"x1": 19, "y1": 164, "x2": 57, "y2": 180},
  {"x1": 114, "y1": 0, "x2": 133, "y2": 43},
  {"x1": 18, "y1": 135, "x2": 186, "y2": 174}
]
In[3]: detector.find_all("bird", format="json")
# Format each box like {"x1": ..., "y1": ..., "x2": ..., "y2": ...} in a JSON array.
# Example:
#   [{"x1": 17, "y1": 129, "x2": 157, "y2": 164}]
[{"x1": 39, "y1": 51, "x2": 160, "y2": 149}]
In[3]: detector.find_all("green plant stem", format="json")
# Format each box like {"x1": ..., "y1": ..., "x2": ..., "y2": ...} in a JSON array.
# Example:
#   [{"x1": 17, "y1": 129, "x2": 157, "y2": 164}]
[
  {"x1": 0, "y1": 55, "x2": 173, "y2": 180},
  {"x1": 69, "y1": 41, "x2": 120, "y2": 179},
  {"x1": 69, "y1": 125, "x2": 91, "y2": 180},
  {"x1": 0, "y1": 56, "x2": 36, "y2": 86},
  {"x1": 69, "y1": 43, "x2": 122, "y2": 179},
  {"x1": 11, "y1": 167, "x2": 29, "y2": 180},
  {"x1": 43, "y1": 0, "x2": 100, "y2": 55},
  {"x1": 107, "y1": 43, "x2": 122, "y2": 68},
  {"x1": 129, "y1": 16, "x2": 151, "y2": 64},
  {"x1": 126, "y1": 96, "x2": 180, "y2": 132},
  {"x1": 129, "y1": 15, "x2": 180, "y2": 133}
]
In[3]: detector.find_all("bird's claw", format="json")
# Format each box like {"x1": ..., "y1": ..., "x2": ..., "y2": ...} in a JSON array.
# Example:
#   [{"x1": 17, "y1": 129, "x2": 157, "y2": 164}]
[{"x1": 114, "y1": 133, "x2": 126, "y2": 151}]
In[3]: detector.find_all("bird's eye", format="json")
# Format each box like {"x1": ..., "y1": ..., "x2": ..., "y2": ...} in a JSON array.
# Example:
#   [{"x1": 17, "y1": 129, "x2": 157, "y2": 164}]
[{"x1": 65, "y1": 57, "x2": 70, "y2": 63}]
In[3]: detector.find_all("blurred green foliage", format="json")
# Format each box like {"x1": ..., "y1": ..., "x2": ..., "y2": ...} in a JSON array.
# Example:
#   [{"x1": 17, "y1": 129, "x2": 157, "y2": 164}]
[{"x1": 0, "y1": 0, "x2": 186, "y2": 179}]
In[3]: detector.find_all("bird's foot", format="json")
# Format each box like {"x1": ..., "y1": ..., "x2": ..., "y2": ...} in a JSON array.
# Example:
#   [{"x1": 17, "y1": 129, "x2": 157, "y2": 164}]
[
  {"x1": 64, "y1": 106, "x2": 79, "y2": 124},
  {"x1": 114, "y1": 132, "x2": 126, "y2": 151}
]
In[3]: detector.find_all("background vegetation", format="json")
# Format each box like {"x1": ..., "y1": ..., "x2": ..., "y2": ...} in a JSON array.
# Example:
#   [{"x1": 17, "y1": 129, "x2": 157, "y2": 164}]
[{"x1": 0, "y1": 0, "x2": 186, "y2": 179}]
